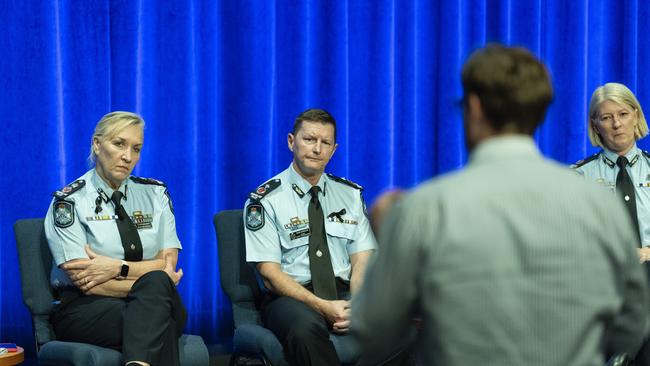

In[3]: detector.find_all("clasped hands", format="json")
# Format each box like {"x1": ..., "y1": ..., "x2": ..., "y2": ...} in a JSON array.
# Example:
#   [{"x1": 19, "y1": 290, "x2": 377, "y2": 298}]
[
  {"x1": 61, "y1": 245, "x2": 183, "y2": 293},
  {"x1": 320, "y1": 299, "x2": 351, "y2": 334}
]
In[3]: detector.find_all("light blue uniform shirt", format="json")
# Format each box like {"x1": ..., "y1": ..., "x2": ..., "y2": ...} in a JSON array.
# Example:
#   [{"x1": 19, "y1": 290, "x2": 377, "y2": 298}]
[
  {"x1": 573, "y1": 144, "x2": 650, "y2": 245},
  {"x1": 244, "y1": 164, "x2": 377, "y2": 285},
  {"x1": 44, "y1": 169, "x2": 182, "y2": 287}
]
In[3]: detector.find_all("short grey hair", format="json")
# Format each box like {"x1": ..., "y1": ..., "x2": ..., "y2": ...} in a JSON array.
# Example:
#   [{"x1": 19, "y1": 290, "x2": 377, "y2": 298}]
[{"x1": 588, "y1": 82, "x2": 648, "y2": 148}]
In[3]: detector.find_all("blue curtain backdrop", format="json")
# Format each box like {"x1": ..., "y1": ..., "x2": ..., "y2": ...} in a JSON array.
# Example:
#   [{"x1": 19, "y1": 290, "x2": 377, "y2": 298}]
[{"x1": 2, "y1": 0, "x2": 650, "y2": 359}]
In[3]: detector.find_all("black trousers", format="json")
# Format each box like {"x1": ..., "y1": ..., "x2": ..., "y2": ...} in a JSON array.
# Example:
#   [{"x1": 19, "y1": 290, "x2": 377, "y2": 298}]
[
  {"x1": 51, "y1": 271, "x2": 187, "y2": 366},
  {"x1": 262, "y1": 281, "x2": 353, "y2": 366}
]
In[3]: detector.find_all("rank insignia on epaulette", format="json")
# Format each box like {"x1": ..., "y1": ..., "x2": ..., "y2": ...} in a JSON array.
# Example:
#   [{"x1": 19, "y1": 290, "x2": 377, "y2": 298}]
[
  {"x1": 53, "y1": 179, "x2": 85, "y2": 199},
  {"x1": 246, "y1": 203, "x2": 265, "y2": 231},
  {"x1": 130, "y1": 176, "x2": 166, "y2": 186},
  {"x1": 572, "y1": 153, "x2": 600, "y2": 169},
  {"x1": 53, "y1": 200, "x2": 74, "y2": 228},
  {"x1": 248, "y1": 179, "x2": 281, "y2": 201},
  {"x1": 326, "y1": 173, "x2": 363, "y2": 190}
]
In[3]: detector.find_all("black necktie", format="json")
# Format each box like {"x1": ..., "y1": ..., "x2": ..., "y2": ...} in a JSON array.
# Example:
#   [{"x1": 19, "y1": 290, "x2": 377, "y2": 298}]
[
  {"x1": 308, "y1": 186, "x2": 337, "y2": 300},
  {"x1": 616, "y1": 156, "x2": 641, "y2": 245},
  {"x1": 111, "y1": 191, "x2": 143, "y2": 261}
]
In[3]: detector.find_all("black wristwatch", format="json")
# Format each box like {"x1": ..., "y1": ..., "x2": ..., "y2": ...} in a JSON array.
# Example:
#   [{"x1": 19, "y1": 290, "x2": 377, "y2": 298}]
[{"x1": 116, "y1": 260, "x2": 129, "y2": 280}]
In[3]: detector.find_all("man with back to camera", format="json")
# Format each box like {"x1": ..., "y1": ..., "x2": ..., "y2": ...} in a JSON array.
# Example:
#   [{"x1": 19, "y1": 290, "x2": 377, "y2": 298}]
[
  {"x1": 352, "y1": 44, "x2": 649, "y2": 365},
  {"x1": 243, "y1": 108, "x2": 376, "y2": 365}
]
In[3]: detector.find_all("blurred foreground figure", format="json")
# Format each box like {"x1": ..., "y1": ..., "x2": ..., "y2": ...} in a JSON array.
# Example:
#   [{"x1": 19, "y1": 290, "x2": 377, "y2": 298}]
[
  {"x1": 353, "y1": 45, "x2": 649, "y2": 366},
  {"x1": 369, "y1": 189, "x2": 404, "y2": 235}
]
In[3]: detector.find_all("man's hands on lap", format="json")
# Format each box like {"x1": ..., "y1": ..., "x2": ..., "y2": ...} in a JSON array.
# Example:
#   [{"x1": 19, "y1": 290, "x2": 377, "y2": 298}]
[{"x1": 318, "y1": 299, "x2": 351, "y2": 334}]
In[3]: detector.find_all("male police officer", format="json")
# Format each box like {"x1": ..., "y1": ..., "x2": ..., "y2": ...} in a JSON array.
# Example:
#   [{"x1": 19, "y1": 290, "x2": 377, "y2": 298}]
[{"x1": 244, "y1": 108, "x2": 376, "y2": 365}]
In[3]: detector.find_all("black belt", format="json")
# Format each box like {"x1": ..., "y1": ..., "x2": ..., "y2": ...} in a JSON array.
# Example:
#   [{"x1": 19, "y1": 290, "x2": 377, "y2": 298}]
[
  {"x1": 303, "y1": 277, "x2": 350, "y2": 294},
  {"x1": 260, "y1": 277, "x2": 351, "y2": 309}
]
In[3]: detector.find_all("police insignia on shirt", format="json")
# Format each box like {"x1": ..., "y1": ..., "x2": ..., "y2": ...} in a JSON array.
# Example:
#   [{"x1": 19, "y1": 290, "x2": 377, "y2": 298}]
[
  {"x1": 290, "y1": 228, "x2": 310, "y2": 240},
  {"x1": 284, "y1": 216, "x2": 308, "y2": 230},
  {"x1": 248, "y1": 179, "x2": 281, "y2": 201},
  {"x1": 246, "y1": 204, "x2": 265, "y2": 231},
  {"x1": 133, "y1": 211, "x2": 154, "y2": 229},
  {"x1": 327, "y1": 208, "x2": 358, "y2": 225},
  {"x1": 86, "y1": 215, "x2": 119, "y2": 221},
  {"x1": 53, "y1": 179, "x2": 85, "y2": 199},
  {"x1": 54, "y1": 201, "x2": 74, "y2": 228},
  {"x1": 291, "y1": 184, "x2": 305, "y2": 198}
]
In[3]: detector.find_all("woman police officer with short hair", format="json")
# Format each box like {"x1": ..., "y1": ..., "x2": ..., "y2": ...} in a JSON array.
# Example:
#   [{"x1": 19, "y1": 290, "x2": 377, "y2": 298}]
[
  {"x1": 45, "y1": 111, "x2": 186, "y2": 366},
  {"x1": 572, "y1": 83, "x2": 650, "y2": 364}
]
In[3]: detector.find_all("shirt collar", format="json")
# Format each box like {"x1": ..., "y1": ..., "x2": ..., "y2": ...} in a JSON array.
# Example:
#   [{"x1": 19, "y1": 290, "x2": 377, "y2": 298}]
[
  {"x1": 602, "y1": 144, "x2": 640, "y2": 168},
  {"x1": 91, "y1": 168, "x2": 129, "y2": 200},
  {"x1": 288, "y1": 164, "x2": 327, "y2": 199},
  {"x1": 468, "y1": 135, "x2": 542, "y2": 166}
]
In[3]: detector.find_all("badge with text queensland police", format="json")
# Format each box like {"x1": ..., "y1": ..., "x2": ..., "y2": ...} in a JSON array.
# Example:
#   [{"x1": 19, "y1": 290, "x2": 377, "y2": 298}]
[
  {"x1": 246, "y1": 203, "x2": 265, "y2": 231},
  {"x1": 54, "y1": 201, "x2": 74, "y2": 228}
]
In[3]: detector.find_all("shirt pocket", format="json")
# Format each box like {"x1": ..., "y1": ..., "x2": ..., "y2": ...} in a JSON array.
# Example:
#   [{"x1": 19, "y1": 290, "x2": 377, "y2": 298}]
[
  {"x1": 324, "y1": 220, "x2": 357, "y2": 243},
  {"x1": 280, "y1": 228, "x2": 310, "y2": 264},
  {"x1": 592, "y1": 178, "x2": 615, "y2": 194}
]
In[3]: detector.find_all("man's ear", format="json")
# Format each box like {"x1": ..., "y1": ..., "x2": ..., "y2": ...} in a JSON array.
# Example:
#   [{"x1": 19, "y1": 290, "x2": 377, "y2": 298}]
[
  {"x1": 330, "y1": 143, "x2": 338, "y2": 158},
  {"x1": 466, "y1": 94, "x2": 483, "y2": 120},
  {"x1": 287, "y1": 133, "x2": 295, "y2": 152}
]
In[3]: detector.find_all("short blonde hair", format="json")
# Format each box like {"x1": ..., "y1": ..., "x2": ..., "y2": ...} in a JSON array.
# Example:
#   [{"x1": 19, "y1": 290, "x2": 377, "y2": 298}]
[
  {"x1": 88, "y1": 111, "x2": 145, "y2": 164},
  {"x1": 588, "y1": 82, "x2": 648, "y2": 147}
]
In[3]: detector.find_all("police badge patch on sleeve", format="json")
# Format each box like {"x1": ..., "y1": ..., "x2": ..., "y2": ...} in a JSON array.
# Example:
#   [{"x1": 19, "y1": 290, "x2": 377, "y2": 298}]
[
  {"x1": 246, "y1": 203, "x2": 265, "y2": 231},
  {"x1": 53, "y1": 200, "x2": 75, "y2": 228}
]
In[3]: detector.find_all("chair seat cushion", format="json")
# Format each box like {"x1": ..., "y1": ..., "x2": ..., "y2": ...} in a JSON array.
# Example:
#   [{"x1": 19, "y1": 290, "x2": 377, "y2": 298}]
[
  {"x1": 39, "y1": 340, "x2": 121, "y2": 365},
  {"x1": 38, "y1": 334, "x2": 208, "y2": 366},
  {"x1": 179, "y1": 334, "x2": 210, "y2": 365}
]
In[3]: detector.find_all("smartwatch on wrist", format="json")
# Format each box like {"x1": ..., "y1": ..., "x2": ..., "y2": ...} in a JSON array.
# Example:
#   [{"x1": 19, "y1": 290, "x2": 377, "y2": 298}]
[{"x1": 116, "y1": 260, "x2": 129, "y2": 280}]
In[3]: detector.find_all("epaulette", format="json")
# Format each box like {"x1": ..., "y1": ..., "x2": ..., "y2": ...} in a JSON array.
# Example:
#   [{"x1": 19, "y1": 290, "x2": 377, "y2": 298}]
[
  {"x1": 571, "y1": 153, "x2": 599, "y2": 169},
  {"x1": 130, "y1": 176, "x2": 166, "y2": 187},
  {"x1": 248, "y1": 179, "x2": 281, "y2": 201},
  {"x1": 52, "y1": 179, "x2": 85, "y2": 199},
  {"x1": 326, "y1": 173, "x2": 363, "y2": 190}
]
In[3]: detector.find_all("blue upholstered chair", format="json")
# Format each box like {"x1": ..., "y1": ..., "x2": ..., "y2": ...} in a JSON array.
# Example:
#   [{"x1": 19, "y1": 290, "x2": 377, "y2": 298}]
[
  {"x1": 14, "y1": 218, "x2": 210, "y2": 366},
  {"x1": 214, "y1": 209, "x2": 359, "y2": 366}
]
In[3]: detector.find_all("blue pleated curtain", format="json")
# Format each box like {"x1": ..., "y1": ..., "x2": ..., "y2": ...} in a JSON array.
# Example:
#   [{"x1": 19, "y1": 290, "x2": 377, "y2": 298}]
[{"x1": 1, "y1": 0, "x2": 649, "y2": 359}]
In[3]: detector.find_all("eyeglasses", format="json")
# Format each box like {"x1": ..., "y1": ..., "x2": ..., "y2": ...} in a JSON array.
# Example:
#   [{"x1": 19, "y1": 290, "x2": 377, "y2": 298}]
[{"x1": 596, "y1": 109, "x2": 635, "y2": 124}]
